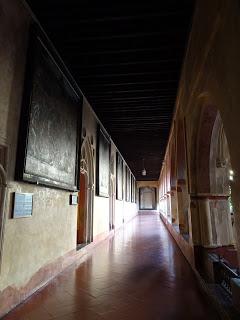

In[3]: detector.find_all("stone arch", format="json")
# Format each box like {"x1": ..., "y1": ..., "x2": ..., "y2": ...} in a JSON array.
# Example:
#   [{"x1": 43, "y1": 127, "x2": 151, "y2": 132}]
[
  {"x1": 188, "y1": 96, "x2": 218, "y2": 247},
  {"x1": 209, "y1": 113, "x2": 234, "y2": 246},
  {"x1": 77, "y1": 136, "x2": 94, "y2": 245},
  {"x1": 194, "y1": 103, "x2": 234, "y2": 248},
  {"x1": 196, "y1": 105, "x2": 218, "y2": 193},
  {"x1": 210, "y1": 113, "x2": 231, "y2": 194}
]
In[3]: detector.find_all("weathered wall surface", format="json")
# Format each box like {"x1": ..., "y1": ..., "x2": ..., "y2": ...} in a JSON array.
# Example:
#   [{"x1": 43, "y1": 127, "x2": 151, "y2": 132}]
[
  {"x1": 0, "y1": 1, "x2": 80, "y2": 315},
  {"x1": 159, "y1": 0, "x2": 240, "y2": 268},
  {"x1": 0, "y1": 1, "x2": 137, "y2": 317}
]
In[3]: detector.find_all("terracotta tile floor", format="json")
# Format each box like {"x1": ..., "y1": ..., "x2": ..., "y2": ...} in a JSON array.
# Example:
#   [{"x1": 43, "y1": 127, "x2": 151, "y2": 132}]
[{"x1": 3, "y1": 214, "x2": 220, "y2": 320}]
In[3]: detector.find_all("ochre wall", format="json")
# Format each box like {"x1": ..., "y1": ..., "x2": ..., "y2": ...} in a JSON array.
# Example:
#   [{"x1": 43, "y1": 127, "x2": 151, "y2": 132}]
[
  {"x1": 159, "y1": 0, "x2": 240, "y2": 268},
  {"x1": 0, "y1": 1, "x2": 137, "y2": 316},
  {"x1": 0, "y1": 0, "x2": 80, "y2": 314}
]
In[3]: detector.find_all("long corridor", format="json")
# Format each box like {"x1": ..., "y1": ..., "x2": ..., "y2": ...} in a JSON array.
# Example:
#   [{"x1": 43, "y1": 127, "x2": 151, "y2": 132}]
[{"x1": 3, "y1": 214, "x2": 219, "y2": 320}]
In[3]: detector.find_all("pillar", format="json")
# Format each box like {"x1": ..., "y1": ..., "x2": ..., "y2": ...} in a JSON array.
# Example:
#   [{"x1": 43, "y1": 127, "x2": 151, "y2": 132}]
[
  {"x1": 170, "y1": 186, "x2": 178, "y2": 225},
  {"x1": 198, "y1": 197, "x2": 214, "y2": 247}
]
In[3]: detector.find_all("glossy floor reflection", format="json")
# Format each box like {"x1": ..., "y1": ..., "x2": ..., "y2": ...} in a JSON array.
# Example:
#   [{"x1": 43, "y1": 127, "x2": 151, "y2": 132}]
[{"x1": 3, "y1": 214, "x2": 219, "y2": 320}]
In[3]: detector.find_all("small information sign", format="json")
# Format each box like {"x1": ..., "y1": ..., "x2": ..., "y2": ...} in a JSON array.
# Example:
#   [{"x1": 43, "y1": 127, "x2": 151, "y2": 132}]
[
  {"x1": 69, "y1": 194, "x2": 78, "y2": 205},
  {"x1": 13, "y1": 193, "x2": 33, "y2": 218}
]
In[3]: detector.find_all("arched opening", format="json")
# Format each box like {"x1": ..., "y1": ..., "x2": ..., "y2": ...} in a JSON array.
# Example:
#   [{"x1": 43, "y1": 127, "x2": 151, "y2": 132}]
[
  {"x1": 196, "y1": 105, "x2": 237, "y2": 269},
  {"x1": 209, "y1": 113, "x2": 234, "y2": 246},
  {"x1": 139, "y1": 187, "x2": 156, "y2": 210},
  {"x1": 77, "y1": 137, "x2": 94, "y2": 248}
]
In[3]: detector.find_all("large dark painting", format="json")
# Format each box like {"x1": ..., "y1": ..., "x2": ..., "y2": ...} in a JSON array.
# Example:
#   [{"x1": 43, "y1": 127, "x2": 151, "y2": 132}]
[
  {"x1": 16, "y1": 30, "x2": 82, "y2": 191},
  {"x1": 116, "y1": 152, "x2": 123, "y2": 200},
  {"x1": 135, "y1": 180, "x2": 137, "y2": 203},
  {"x1": 131, "y1": 175, "x2": 135, "y2": 203},
  {"x1": 96, "y1": 127, "x2": 110, "y2": 197},
  {"x1": 125, "y1": 167, "x2": 130, "y2": 202}
]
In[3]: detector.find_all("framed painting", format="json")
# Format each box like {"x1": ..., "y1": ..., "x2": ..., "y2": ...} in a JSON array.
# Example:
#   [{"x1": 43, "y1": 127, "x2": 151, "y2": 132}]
[
  {"x1": 131, "y1": 175, "x2": 135, "y2": 203},
  {"x1": 135, "y1": 180, "x2": 137, "y2": 203},
  {"x1": 16, "y1": 27, "x2": 82, "y2": 191},
  {"x1": 116, "y1": 152, "x2": 123, "y2": 200},
  {"x1": 96, "y1": 126, "x2": 110, "y2": 197},
  {"x1": 125, "y1": 167, "x2": 130, "y2": 202}
]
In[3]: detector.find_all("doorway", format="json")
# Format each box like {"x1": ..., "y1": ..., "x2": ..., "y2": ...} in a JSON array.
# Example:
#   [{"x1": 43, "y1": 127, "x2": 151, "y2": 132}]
[
  {"x1": 139, "y1": 187, "x2": 156, "y2": 210},
  {"x1": 76, "y1": 138, "x2": 94, "y2": 248},
  {"x1": 77, "y1": 172, "x2": 87, "y2": 246}
]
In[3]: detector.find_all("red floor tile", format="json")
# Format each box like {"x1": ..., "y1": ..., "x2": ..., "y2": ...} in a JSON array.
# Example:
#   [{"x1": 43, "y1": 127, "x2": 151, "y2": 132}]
[{"x1": 3, "y1": 214, "x2": 219, "y2": 320}]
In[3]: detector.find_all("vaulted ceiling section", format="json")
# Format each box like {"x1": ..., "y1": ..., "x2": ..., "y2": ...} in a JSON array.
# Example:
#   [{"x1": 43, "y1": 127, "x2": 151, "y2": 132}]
[{"x1": 25, "y1": 0, "x2": 195, "y2": 180}]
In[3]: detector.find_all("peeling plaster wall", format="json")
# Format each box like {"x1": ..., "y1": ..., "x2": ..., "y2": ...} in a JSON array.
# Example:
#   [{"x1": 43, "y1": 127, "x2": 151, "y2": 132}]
[{"x1": 0, "y1": 0, "x2": 78, "y2": 293}]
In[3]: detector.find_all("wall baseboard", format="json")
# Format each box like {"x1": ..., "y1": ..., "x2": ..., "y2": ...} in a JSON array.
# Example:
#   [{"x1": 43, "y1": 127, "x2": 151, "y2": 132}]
[
  {"x1": 0, "y1": 211, "x2": 138, "y2": 318},
  {"x1": 0, "y1": 249, "x2": 76, "y2": 318},
  {"x1": 159, "y1": 212, "x2": 195, "y2": 267}
]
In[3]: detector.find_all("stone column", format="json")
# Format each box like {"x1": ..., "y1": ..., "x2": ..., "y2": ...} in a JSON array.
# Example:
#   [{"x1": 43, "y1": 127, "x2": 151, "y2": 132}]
[
  {"x1": 198, "y1": 197, "x2": 214, "y2": 247},
  {"x1": 167, "y1": 192, "x2": 171, "y2": 221},
  {"x1": 170, "y1": 186, "x2": 178, "y2": 225},
  {"x1": 177, "y1": 180, "x2": 189, "y2": 235},
  {"x1": 190, "y1": 197, "x2": 201, "y2": 245}
]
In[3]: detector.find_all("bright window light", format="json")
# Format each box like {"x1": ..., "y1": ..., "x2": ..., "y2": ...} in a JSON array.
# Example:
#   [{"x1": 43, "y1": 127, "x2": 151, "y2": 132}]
[{"x1": 229, "y1": 169, "x2": 234, "y2": 181}]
